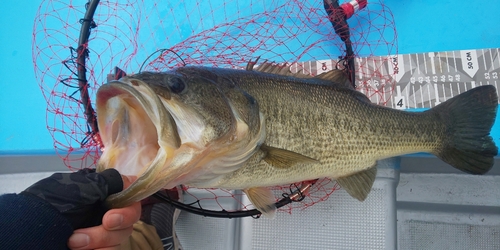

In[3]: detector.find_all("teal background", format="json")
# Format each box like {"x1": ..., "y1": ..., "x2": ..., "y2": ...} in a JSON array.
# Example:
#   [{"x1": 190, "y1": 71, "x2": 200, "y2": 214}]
[{"x1": 1, "y1": 1, "x2": 499, "y2": 153}]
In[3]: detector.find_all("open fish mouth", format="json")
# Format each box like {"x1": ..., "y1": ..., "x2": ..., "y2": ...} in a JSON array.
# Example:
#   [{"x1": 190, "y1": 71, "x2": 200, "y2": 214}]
[
  {"x1": 96, "y1": 78, "x2": 180, "y2": 207},
  {"x1": 94, "y1": 71, "x2": 268, "y2": 208}
]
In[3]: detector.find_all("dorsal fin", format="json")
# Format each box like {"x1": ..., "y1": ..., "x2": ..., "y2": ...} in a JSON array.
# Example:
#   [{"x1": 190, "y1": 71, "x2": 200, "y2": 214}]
[
  {"x1": 247, "y1": 57, "x2": 353, "y2": 88},
  {"x1": 246, "y1": 56, "x2": 261, "y2": 71},
  {"x1": 254, "y1": 61, "x2": 294, "y2": 76},
  {"x1": 107, "y1": 66, "x2": 127, "y2": 82},
  {"x1": 247, "y1": 57, "x2": 309, "y2": 77},
  {"x1": 314, "y1": 70, "x2": 353, "y2": 89}
]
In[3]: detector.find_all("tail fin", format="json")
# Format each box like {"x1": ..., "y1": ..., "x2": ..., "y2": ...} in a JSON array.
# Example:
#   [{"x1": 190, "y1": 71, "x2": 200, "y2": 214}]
[{"x1": 430, "y1": 85, "x2": 498, "y2": 174}]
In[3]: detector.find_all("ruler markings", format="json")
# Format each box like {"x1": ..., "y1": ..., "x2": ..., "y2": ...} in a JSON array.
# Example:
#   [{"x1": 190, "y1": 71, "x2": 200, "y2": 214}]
[
  {"x1": 429, "y1": 84, "x2": 433, "y2": 107},
  {"x1": 423, "y1": 53, "x2": 428, "y2": 74},
  {"x1": 448, "y1": 82, "x2": 453, "y2": 99},
  {"x1": 450, "y1": 51, "x2": 456, "y2": 97},
  {"x1": 405, "y1": 84, "x2": 410, "y2": 109},
  {"x1": 444, "y1": 82, "x2": 447, "y2": 101},
  {"x1": 452, "y1": 50, "x2": 458, "y2": 72},
  {"x1": 453, "y1": 49, "x2": 458, "y2": 74},
  {"x1": 452, "y1": 50, "x2": 461, "y2": 96},
  {"x1": 428, "y1": 52, "x2": 435, "y2": 74},
  {"x1": 445, "y1": 51, "x2": 450, "y2": 72},
  {"x1": 382, "y1": 57, "x2": 387, "y2": 106},
  {"x1": 390, "y1": 89, "x2": 394, "y2": 109},
  {"x1": 482, "y1": 49, "x2": 488, "y2": 69},
  {"x1": 357, "y1": 57, "x2": 363, "y2": 80},
  {"x1": 489, "y1": 49, "x2": 496, "y2": 88},
  {"x1": 416, "y1": 53, "x2": 421, "y2": 74},
  {"x1": 482, "y1": 49, "x2": 489, "y2": 86},
  {"x1": 395, "y1": 86, "x2": 402, "y2": 109},
  {"x1": 495, "y1": 80, "x2": 500, "y2": 99},
  {"x1": 412, "y1": 83, "x2": 417, "y2": 108},
  {"x1": 496, "y1": 48, "x2": 500, "y2": 68},
  {"x1": 419, "y1": 82, "x2": 424, "y2": 108},
  {"x1": 434, "y1": 84, "x2": 441, "y2": 106},
  {"x1": 451, "y1": 82, "x2": 456, "y2": 99},
  {"x1": 487, "y1": 48, "x2": 492, "y2": 69},
  {"x1": 437, "y1": 52, "x2": 442, "y2": 73},
  {"x1": 301, "y1": 48, "x2": 500, "y2": 109},
  {"x1": 409, "y1": 53, "x2": 413, "y2": 75}
]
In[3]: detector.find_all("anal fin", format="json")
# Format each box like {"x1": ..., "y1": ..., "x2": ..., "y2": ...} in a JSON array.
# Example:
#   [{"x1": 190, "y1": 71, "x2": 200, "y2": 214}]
[
  {"x1": 243, "y1": 187, "x2": 276, "y2": 218},
  {"x1": 336, "y1": 167, "x2": 377, "y2": 201}
]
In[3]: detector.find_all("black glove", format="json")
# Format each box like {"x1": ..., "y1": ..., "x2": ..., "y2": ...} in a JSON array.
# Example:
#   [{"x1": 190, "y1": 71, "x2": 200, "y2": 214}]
[{"x1": 20, "y1": 168, "x2": 123, "y2": 230}]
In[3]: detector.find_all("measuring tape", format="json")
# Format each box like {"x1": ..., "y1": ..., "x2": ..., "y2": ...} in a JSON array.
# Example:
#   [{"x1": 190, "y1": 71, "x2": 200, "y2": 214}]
[{"x1": 291, "y1": 48, "x2": 500, "y2": 110}]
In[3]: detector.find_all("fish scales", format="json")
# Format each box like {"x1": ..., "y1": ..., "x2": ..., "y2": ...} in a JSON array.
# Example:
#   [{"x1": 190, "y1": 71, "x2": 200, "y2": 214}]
[{"x1": 186, "y1": 67, "x2": 445, "y2": 188}]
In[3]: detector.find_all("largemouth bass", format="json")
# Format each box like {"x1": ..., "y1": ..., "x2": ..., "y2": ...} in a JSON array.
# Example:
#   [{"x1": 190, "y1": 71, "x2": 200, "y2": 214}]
[{"x1": 96, "y1": 64, "x2": 498, "y2": 216}]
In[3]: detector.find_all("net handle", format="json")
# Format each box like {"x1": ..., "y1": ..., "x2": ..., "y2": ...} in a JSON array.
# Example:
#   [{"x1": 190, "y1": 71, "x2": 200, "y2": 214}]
[
  {"x1": 78, "y1": 0, "x2": 100, "y2": 143},
  {"x1": 323, "y1": 0, "x2": 360, "y2": 88},
  {"x1": 152, "y1": 180, "x2": 317, "y2": 218}
]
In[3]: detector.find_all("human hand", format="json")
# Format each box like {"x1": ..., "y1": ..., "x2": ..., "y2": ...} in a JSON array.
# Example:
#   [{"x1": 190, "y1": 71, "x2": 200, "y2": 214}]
[
  {"x1": 21, "y1": 168, "x2": 125, "y2": 229},
  {"x1": 67, "y1": 175, "x2": 141, "y2": 250},
  {"x1": 20, "y1": 168, "x2": 143, "y2": 249}
]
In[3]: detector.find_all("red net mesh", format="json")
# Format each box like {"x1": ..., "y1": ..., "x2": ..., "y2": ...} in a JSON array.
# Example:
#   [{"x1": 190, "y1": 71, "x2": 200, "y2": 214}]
[{"x1": 33, "y1": 0, "x2": 397, "y2": 214}]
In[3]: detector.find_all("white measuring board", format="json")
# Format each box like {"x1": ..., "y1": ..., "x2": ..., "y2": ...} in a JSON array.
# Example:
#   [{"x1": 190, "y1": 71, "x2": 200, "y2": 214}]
[
  {"x1": 291, "y1": 48, "x2": 500, "y2": 109},
  {"x1": 290, "y1": 48, "x2": 500, "y2": 148},
  {"x1": 382, "y1": 48, "x2": 499, "y2": 110}
]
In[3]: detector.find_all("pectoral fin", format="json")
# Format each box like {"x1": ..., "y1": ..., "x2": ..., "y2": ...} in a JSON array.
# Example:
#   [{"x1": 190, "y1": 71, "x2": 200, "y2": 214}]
[
  {"x1": 336, "y1": 167, "x2": 377, "y2": 201},
  {"x1": 260, "y1": 144, "x2": 319, "y2": 169},
  {"x1": 243, "y1": 187, "x2": 276, "y2": 218}
]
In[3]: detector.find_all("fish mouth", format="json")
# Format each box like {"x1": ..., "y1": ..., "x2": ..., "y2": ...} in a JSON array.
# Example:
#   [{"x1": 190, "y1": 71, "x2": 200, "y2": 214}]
[
  {"x1": 96, "y1": 78, "x2": 180, "y2": 207},
  {"x1": 95, "y1": 72, "x2": 268, "y2": 208}
]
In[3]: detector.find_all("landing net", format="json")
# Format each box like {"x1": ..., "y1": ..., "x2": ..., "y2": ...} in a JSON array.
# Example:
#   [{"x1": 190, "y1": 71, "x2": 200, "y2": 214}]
[{"x1": 33, "y1": 0, "x2": 397, "y2": 215}]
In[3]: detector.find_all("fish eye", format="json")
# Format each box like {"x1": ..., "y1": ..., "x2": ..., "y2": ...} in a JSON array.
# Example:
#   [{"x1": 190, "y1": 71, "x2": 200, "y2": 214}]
[{"x1": 168, "y1": 77, "x2": 186, "y2": 94}]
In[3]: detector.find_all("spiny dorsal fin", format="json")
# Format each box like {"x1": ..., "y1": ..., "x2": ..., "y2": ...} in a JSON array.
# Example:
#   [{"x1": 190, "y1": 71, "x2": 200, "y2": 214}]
[
  {"x1": 107, "y1": 66, "x2": 127, "y2": 82},
  {"x1": 260, "y1": 144, "x2": 319, "y2": 169},
  {"x1": 247, "y1": 58, "x2": 354, "y2": 88},
  {"x1": 246, "y1": 56, "x2": 261, "y2": 71},
  {"x1": 314, "y1": 70, "x2": 353, "y2": 89},
  {"x1": 247, "y1": 57, "x2": 312, "y2": 78},
  {"x1": 243, "y1": 187, "x2": 276, "y2": 218},
  {"x1": 255, "y1": 62, "x2": 294, "y2": 76},
  {"x1": 336, "y1": 167, "x2": 377, "y2": 201}
]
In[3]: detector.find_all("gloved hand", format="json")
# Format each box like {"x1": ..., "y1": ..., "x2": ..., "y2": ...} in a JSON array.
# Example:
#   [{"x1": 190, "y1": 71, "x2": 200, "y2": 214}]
[{"x1": 20, "y1": 168, "x2": 123, "y2": 230}]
